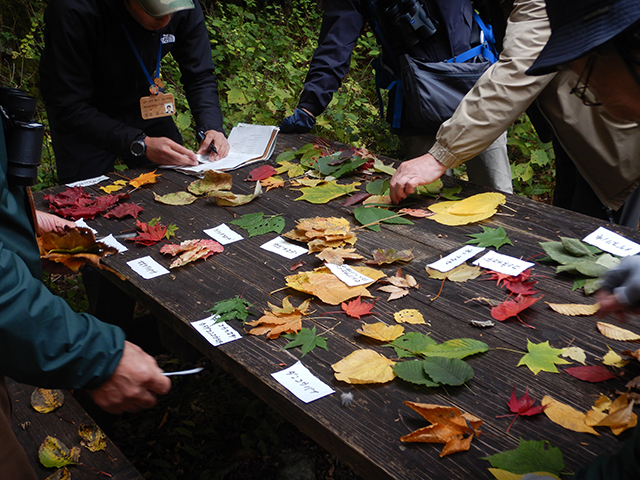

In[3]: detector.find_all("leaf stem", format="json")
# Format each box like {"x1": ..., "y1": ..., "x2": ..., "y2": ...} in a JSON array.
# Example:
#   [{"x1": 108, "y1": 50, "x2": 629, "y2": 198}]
[{"x1": 494, "y1": 347, "x2": 526, "y2": 354}]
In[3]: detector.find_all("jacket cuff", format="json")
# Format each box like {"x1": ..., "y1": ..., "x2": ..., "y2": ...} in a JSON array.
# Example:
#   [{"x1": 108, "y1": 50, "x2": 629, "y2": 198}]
[
  {"x1": 297, "y1": 101, "x2": 323, "y2": 118},
  {"x1": 429, "y1": 141, "x2": 464, "y2": 169}
]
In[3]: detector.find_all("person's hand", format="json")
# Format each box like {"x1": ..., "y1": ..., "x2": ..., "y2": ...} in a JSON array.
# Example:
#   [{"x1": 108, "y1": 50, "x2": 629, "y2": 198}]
[
  {"x1": 279, "y1": 107, "x2": 316, "y2": 134},
  {"x1": 390, "y1": 153, "x2": 448, "y2": 204},
  {"x1": 196, "y1": 129, "x2": 230, "y2": 160},
  {"x1": 595, "y1": 256, "x2": 640, "y2": 321},
  {"x1": 145, "y1": 136, "x2": 198, "y2": 167},
  {"x1": 87, "y1": 341, "x2": 171, "y2": 415},
  {"x1": 36, "y1": 211, "x2": 76, "y2": 233}
]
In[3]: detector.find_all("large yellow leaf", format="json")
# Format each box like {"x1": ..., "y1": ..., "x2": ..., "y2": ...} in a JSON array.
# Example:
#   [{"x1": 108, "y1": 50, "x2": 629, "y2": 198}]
[
  {"x1": 394, "y1": 309, "x2": 426, "y2": 324},
  {"x1": 332, "y1": 349, "x2": 396, "y2": 384},
  {"x1": 356, "y1": 322, "x2": 404, "y2": 341},
  {"x1": 548, "y1": 303, "x2": 599, "y2": 316},
  {"x1": 428, "y1": 192, "x2": 506, "y2": 226},
  {"x1": 597, "y1": 322, "x2": 640, "y2": 341},
  {"x1": 542, "y1": 396, "x2": 599, "y2": 435}
]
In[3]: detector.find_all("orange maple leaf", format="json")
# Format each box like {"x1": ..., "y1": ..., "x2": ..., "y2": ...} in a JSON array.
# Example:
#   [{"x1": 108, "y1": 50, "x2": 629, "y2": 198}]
[
  {"x1": 341, "y1": 296, "x2": 376, "y2": 319},
  {"x1": 129, "y1": 170, "x2": 161, "y2": 189},
  {"x1": 246, "y1": 297, "x2": 311, "y2": 339}
]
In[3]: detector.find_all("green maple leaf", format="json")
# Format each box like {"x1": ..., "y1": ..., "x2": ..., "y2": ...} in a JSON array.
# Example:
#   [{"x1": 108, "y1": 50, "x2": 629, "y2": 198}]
[
  {"x1": 294, "y1": 181, "x2": 360, "y2": 204},
  {"x1": 229, "y1": 212, "x2": 285, "y2": 237},
  {"x1": 517, "y1": 339, "x2": 570, "y2": 375},
  {"x1": 465, "y1": 226, "x2": 513, "y2": 250},
  {"x1": 481, "y1": 439, "x2": 565, "y2": 476},
  {"x1": 205, "y1": 297, "x2": 254, "y2": 324},
  {"x1": 283, "y1": 326, "x2": 328, "y2": 357},
  {"x1": 165, "y1": 223, "x2": 179, "y2": 239}
]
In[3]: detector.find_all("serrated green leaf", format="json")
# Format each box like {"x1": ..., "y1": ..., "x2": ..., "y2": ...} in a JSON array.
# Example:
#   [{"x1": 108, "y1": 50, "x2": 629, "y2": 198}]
[
  {"x1": 366, "y1": 178, "x2": 390, "y2": 195},
  {"x1": 388, "y1": 332, "x2": 437, "y2": 358},
  {"x1": 393, "y1": 360, "x2": 439, "y2": 386},
  {"x1": 205, "y1": 297, "x2": 253, "y2": 324},
  {"x1": 465, "y1": 226, "x2": 513, "y2": 250},
  {"x1": 413, "y1": 179, "x2": 443, "y2": 197},
  {"x1": 283, "y1": 326, "x2": 328, "y2": 356},
  {"x1": 481, "y1": 439, "x2": 565, "y2": 476},
  {"x1": 353, "y1": 206, "x2": 413, "y2": 231},
  {"x1": 230, "y1": 212, "x2": 285, "y2": 237},
  {"x1": 517, "y1": 340, "x2": 570, "y2": 375},
  {"x1": 294, "y1": 181, "x2": 360, "y2": 204},
  {"x1": 561, "y1": 237, "x2": 594, "y2": 257},
  {"x1": 421, "y1": 356, "x2": 474, "y2": 386},
  {"x1": 419, "y1": 338, "x2": 489, "y2": 359},
  {"x1": 276, "y1": 150, "x2": 296, "y2": 163},
  {"x1": 165, "y1": 223, "x2": 179, "y2": 239}
]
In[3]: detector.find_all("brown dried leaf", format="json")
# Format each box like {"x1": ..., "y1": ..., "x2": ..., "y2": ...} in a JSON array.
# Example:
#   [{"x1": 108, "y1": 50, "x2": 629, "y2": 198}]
[
  {"x1": 316, "y1": 247, "x2": 364, "y2": 265},
  {"x1": 548, "y1": 303, "x2": 600, "y2": 316},
  {"x1": 78, "y1": 424, "x2": 106, "y2": 452},
  {"x1": 285, "y1": 267, "x2": 384, "y2": 305}
]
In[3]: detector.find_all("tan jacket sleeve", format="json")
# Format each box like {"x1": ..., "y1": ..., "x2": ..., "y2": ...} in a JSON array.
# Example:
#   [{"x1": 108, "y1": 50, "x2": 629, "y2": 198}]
[{"x1": 430, "y1": 0, "x2": 556, "y2": 169}]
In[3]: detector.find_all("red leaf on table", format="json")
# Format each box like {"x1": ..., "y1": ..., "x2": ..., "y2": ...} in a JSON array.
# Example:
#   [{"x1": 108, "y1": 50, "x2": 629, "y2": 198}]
[
  {"x1": 342, "y1": 192, "x2": 371, "y2": 207},
  {"x1": 341, "y1": 296, "x2": 376, "y2": 319},
  {"x1": 93, "y1": 193, "x2": 129, "y2": 212},
  {"x1": 491, "y1": 294, "x2": 543, "y2": 321},
  {"x1": 507, "y1": 387, "x2": 545, "y2": 416},
  {"x1": 564, "y1": 365, "x2": 616, "y2": 383},
  {"x1": 44, "y1": 186, "x2": 91, "y2": 208},
  {"x1": 247, "y1": 165, "x2": 277, "y2": 181},
  {"x1": 104, "y1": 202, "x2": 144, "y2": 219},
  {"x1": 130, "y1": 219, "x2": 166, "y2": 246},
  {"x1": 488, "y1": 269, "x2": 538, "y2": 295}
]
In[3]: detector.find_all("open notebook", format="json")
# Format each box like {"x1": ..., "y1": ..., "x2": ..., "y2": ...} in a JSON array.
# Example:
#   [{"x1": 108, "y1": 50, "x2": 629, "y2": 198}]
[{"x1": 172, "y1": 123, "x2": 279, "y2": 176}]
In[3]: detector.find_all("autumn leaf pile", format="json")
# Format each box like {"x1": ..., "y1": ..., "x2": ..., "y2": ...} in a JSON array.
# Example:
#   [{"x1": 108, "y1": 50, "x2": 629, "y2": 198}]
[{"x1": 283, "y1": 216, "x2": 357, "y2": 252}]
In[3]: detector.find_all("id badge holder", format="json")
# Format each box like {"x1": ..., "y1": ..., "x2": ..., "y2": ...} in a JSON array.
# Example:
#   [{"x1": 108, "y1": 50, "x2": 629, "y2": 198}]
[{"x1": 140, "y1": 92, "x2": 176, "y2": 119}]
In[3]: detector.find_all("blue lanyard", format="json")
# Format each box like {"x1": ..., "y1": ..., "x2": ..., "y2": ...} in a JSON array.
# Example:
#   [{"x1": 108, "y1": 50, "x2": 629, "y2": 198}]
[{"x1": 121, "y1": 24, "x2": 164, "y2": 93}]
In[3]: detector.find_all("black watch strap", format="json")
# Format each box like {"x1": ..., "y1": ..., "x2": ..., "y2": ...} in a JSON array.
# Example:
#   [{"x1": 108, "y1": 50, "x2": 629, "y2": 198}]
[{"x1": 130, "y1": 133, "x2": 147, "y2": 157}]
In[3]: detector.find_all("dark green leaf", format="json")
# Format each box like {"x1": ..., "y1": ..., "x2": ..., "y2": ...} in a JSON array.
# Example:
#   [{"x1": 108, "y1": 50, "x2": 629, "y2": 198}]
[
  {"x1": 283, "y1": 327, "x2": 328, "y2": 356},
  {"x1": 465, "y1": 226, "x2": 513, "y2": 250},
  {"x1": 393, "y1": 360, "x2": 439, "y2": 386},
  {"x1": 481, "y1": 439, "x2": 565, "y2": 476},
  {"x1": 388, "y1": 332, "x2": 437, "y2": 359},
  {"x1": 421, "y1": 357, "x2": 474, "y2": 386},
  {"x1": 205, "y1": 297, "x2": 253, "y2": 324}
]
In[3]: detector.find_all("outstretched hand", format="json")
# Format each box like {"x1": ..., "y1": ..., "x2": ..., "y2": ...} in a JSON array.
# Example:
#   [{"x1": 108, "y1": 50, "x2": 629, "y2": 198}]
[
  {"x1": 390, "y1": 153, "x2": 447, "y2": 204},
  {"x1": 87, "y1": 341, "x2": 171, "y2": 415},
  {"x1": 145, "y1": 136, "x2": 198, "y2": 167},
  {"x1": 595, "y1": 256, "x2": 640, "y2": 322},
  {"x1": 36, "y1": 211, "x2": 76, "y2": 233}
]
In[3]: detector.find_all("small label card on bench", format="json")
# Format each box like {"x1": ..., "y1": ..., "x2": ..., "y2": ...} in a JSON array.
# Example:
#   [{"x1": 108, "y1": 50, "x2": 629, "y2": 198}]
[
  {"x1": 583, "y1": 226, "x2": 640, "y2": 257},
  {"x1": 260, "y1": 236, "x2": 307, "y2": 259},
  {"x1": 325, "y1": 263, "x2": 374, "y2": 286},
  {"x1": 428, "y1": 245, "x2": 485, "y2": 273},
  {"x1": 66, "y1": 175, "x2": 110, "y2": 187},
  {"x1": 98, "y1": 234, "x2": 128, "y2": 253},
  {"x1": 473, "y1": 250, "x2": 534, "y2": 276},
  {"x1": 192, "y1": 316, "x2": 242, "y2": 347},
  {"x1": 204, "y1": 224, "x2": 244, "y2": 245},
  {"x1": 271, "y1": 361, "x2": 335, "y2": 404},
  {"x1": 127, "y1": 256, "x2": 169, "y2": 279}
]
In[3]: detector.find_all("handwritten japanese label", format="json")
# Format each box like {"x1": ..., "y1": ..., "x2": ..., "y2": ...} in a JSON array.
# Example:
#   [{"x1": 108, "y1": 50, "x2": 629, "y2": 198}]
[
  {"x1": 473, "y1": 250, "x2": 534, "y2": 276},
  {"x1": 126, "y1": 256, "x2": 169, "y2": 280},
  {"x1": 583, "y1": 226, "x2": 640, "y2": 257},
  {"x1": 260, "y1": 236, "x2": 307, "y2": 259},
  {"x1": 204, "y1": 224, "x2": 244, "y2": 245},
  {"x1": 65, "y1": 175, "x2": 110, "y2": 187},
  {"x1": 428, "y1": 245, "x2": 485, "y2": 273},
  {"x1": 74, "y1": 218, "x2": 98, "y2": 235},
  {"x1": 98, "y1": 234, "x2": 128, "y2": 253},
  {"x1": 325, "y1": 263, "x2": 374, "y2": 286},
  {"x1": 191, "y1": 316, "x2": 242, "y2": 346},
  {"x1": 271, "y1": 361, "x2": 334, "y2": 404}
]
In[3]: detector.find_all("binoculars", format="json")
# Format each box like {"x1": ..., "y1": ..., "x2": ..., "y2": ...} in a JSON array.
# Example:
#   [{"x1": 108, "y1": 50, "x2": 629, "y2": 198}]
[
  {"x1": 384, "y1": 0, "x2": 438, "y2": 49},
  {"x1": 0, "y1": 87, "x2": 44, "y2": 186}
]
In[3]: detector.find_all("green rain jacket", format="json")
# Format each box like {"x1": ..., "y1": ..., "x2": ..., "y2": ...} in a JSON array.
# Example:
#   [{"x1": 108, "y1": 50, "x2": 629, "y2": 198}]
[{"x1": 0, "y1": 125, "x2": 125, "y2": 390}]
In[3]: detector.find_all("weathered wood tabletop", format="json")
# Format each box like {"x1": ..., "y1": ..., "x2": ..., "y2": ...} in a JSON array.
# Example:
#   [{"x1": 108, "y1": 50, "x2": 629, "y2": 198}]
[{"x1": 35, "y1": 133, "x2": 640, "y2": 480}]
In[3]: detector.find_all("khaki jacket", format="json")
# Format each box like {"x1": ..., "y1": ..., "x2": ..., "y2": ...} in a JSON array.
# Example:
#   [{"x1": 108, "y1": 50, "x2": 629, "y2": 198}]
[{"x1": 430, "y1": 0, "x2": 640, "y2": 210}]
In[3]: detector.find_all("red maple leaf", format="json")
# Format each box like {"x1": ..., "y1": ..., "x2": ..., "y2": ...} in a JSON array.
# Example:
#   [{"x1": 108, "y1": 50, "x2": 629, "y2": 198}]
[
  {"x1": 491, "y1": 294, "x2": 543, "y2": 325},
  {"x1": 341, "y1": 296, "x2": 376, "y2": 319},
  {"x1": 499, "y1": 386, "x2": 546, "y2": 433},
  {"x1": 93, "y1": 192, "x2": 129, "y2": 212},
  {"x1": 44, "y1": 186, "x2": 91, "y2": 208},
  {"x1": 487, "y1": 269, "x2": 538, "y2": 295},
  {"x1": 247, "y1": 165, "x2": 277, "y2": 181},
  {"x1": 564, "y1": 366, "x2": 616, "y2": 383},
  {"x1": 104, "y1": 202, "x2": 144, "y2": 219},
  {"x1": 56, "y1": 203, "x2": 106, "y2": 220},
  {"x1": 131, "y1": 219, "x2": 167, "y2": 246}
]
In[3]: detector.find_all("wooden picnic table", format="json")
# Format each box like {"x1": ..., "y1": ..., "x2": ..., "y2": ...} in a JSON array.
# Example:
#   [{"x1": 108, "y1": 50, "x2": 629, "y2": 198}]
[{"x1": 34, "y1": 133, "x2": 640, "y2": 480}]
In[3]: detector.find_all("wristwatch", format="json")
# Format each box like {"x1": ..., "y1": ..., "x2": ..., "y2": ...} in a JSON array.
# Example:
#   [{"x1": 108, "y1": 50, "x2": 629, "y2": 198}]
[{"x1": 130, "y1": 133, "x2": 147, "y2": 157}]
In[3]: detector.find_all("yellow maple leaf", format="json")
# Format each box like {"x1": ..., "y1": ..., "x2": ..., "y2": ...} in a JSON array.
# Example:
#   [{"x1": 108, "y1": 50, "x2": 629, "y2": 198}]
[
  {"x1": 99, "y1": 179, "x2": 127, "y2": 193},
  {"x1": 315, "y1": 247, "x2": 364, "y2": 265},
  {"x1": 597, "y1": 322, "x2": 640, "y2": 341},
  {"x1": 261, "y1": 175, "x2": 285, "y2": 191},
  {"x1": 356, "y1": 322, "x2": 404, "y2": 342},
  {"x1": 394, "y1": 309, "x2": 426, "y2": 324},
  {"x1": 428, "y1": 192, "x2": 506, "y2": 226},
  {"x1": 542, "y1": 396, "x2": 599, "y2": 435},
  {"x1": 129, "y1": 170, "x2": 161, "y2": 188},
  {"x1": 400, "y1": 402, "x2": 482, "y2": 457},
  {"x1": 331, "y1": 349, "x2": 396, "y2": 384},
  {"x1": 547, "y1": 302, "x2": 599, "y2": 316}
]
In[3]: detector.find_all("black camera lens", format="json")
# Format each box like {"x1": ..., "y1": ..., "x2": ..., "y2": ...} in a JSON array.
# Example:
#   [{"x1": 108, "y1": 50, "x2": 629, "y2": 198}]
[{"x1": 0, "y1": 87, "x2": 37, "y2": 122}]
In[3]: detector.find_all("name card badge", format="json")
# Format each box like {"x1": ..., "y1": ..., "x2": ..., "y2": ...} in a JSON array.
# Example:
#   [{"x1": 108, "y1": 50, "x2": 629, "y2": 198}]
[
  {"x1": 583, "y1": 226, "x2": 640, "y2": 257},
  {"x1": 140, "y1": 92, "x2": 175, "y2": 120},
  {"x1": 271, "y1": 361, "x2": 335, "y2": 404},
  {"x1": 260, "y1": 236, "x2": 308, "y2": 259},
  {"x1": 204, "y1": 224, "x2": 244, "y2": 245},
  {"x1": 428, "y1": 245, "x2": 485, "y2": 273},
  {"x1": 75, "y1": 218, "x2": 98, "y2": 235},
  {"x1": 191, "y1": 316, "x2": 242, "y2": 347},
  {"x1": 325, "y1": 263, "x2": 374, "y2": 286},
  {"x1": 98, "y1": 234, "x2": 128, "y2": 253},
  {"x1": 66, "y1": 175, "x2": 110, "y2": 188},
  {"x1": 127, "y1": 256, "x2": 170, "y2": 280},
  {"x1": 473, "y1": 250, "x2": 534, "y2": 276}
]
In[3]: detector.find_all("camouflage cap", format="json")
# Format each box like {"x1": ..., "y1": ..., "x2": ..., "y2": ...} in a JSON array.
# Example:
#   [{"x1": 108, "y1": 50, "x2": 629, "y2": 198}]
[{"x1": 136, "y1": 0, "x2": 195, "y2": 18}]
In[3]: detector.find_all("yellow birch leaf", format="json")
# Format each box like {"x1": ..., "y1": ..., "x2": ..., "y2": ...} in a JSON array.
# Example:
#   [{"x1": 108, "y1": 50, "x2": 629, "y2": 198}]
[
  {"x1": 129, "y1": 170, "x2": 161, "y2": 188},
  {"x1": 603, "y1": 347, "x2": 629, "y2": 367},
  {"x1": 78, "y1": 424, "x2": 106, "y2": 452},
  {"x1": 332, "y1": 349, "x2": 396, "y2": 384},
  {"x1": 394, "y1": 309, "x2": 426, "y2": 324},
  {"x1": 357, "y1": 322, "x2": 404, "y2": 341},
  {"x1": 427, "y1": 193, "x2": 506, "y2": 226},
  {"x1": 426, "y1": 263, "x2": 482, "y2": 282},
  {"x1": 489, "y1": 469, "x2": 560, "y2": 480},
  {"x1": 548, "y1": 302, "x2": 600, "y2": 316},
  {"x1": 597, "y1": 322, "x2": 640, "y2": 341},
  {"x1": 541, "y1": 396, "x2": 599, "y2": 435},
  {"x1": 31, "y1": 388, "x2": 64, "y2": 413},
  {"x1": 429, "y1": 211, "x2": 496, "y2": 226},
  {"x1": 562, "y1": 346, "x2": 586, "y2": 364},
  {"x1": 585, "y1": 409, "x2": 607, "y2": 427}
]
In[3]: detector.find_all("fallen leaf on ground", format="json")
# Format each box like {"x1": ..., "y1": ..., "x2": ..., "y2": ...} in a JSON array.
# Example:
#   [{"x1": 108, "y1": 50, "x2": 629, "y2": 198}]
[
  {"x1": 208, "y1": 181, "x2": 262, "y2": 207},
  {"x1": 78, "y1": 424, "x2": 106, "y2": 452},
  {"x1": 426, "y1": 263, "x2": 481, "y2": 282},
  {"x1": 283, "y1": 326, "x2": 328, "y2": 357},
  {"x1": 246, "y1": 296, "x2": 311, "y2": 339},
  {"x1": 517, "y1": 340, "x2": 570, "y2": 375},
  {"x1": 564, "y1": 365, "x2": 616, "y2": 383},
  {"x1": 398, "y1": 208, "x2": 434, "y2": 218},
  {"x1": 188, "y1": 170, "x2": 233, "y2": 195},
  {"x1": 488, "y1": 470, "x2": 560, "y2": 480},
  {"x1": 159, "y1": 239, "x2": 224, "y2": 268},
  {"x1": 400, "y1": 402, "x2": 482, "y2": 457},
  {"x1": 603, "y1": 347, "x2": 629, "y2": 367},
  {"x1": 394, "y1": 309, "x2": 426, "y2": 324},
  {"x1": 103, "y1": 202, "x2": 144, "y2": 219},
  {"x1": 378, "y1": 268, "x2": 418, "y2": 301},
  {"x1": 491, "y1": 294, "x2": 543, "y2": 323},
  {"x1": 154, "y1": 191, "x2": 198, "y2": 205},
  {"x1": 482, "y1": 438, "x2": 564, "y2": 477},
  {"x1": 548, "y1": 303, "x2": 599, "y2": 316},
  {"x1": 428, "y1": 192, "x2": 506, "y2": 226},
  {"x1": 39, "y1": 436, "x2": 80, "y2": 468},
  {"x1": 129, "y1": 170, "x2": 161, "y2": 188},
  {"x1": 585, "y1": 393, "x2": 637, "y2": 435},
  {"x1": 31, "y1": 388, "x2": 64, "y2": 413},
  {"x1": 542, "y1": 396, "x2": 599, "y2": 435},
  {"x1": 130, "y1": 219, "x2": 167, "y2": 246},
  {"x1": 284, "y1": 217, "x2": 357, "y2": 252},
  {"x1": 316, "y1": 247, "x2": 364, "y2": 265},
  {"x1": 341, "y1": 296, "x2": 376, "y2": 319},
  {"x1": 332, "y1": 349, "x2": 396, "y2": 384},
  {"x1": 466, "y1": 226, "x2": 513, "y2": 250},
  {"x1": 294, "y1": 180, "x2": 360, "y2": 204},
  {"x1": 366, "y1": 248, "x2": 414, "y2": 265},
  {"x1": 597, "y1": 322, "x2": 640, "y2": 341},
  {"x1": 500, "y1": 387, "x2": 545, "y2": 433},
  {"x1": 247, "y1": 164, "x2": 277, "y2": 181},
  {"x1": 562, "y1": 346, "x2": 586, "y2": 364},
  {"x1": 356, "y1": 322, "x2": 404, "y2": 342},
  {"x1": 99, "y1": 179, "x2": 128, "y2": 194},
  {"x1": 261, "y1": 175, "x2": 286, "y2": 191}
]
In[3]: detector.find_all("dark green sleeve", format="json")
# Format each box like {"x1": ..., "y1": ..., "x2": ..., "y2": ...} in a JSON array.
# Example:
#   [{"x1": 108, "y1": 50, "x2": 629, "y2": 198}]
[{"x1": 572, "y1": 426, "x2": 640, "y2": 480}]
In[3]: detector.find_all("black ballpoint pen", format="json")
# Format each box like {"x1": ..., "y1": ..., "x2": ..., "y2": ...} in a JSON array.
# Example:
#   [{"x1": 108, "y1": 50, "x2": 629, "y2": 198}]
[{"x1": 197, "y1": 129, "x2": 218, "y2": 155}]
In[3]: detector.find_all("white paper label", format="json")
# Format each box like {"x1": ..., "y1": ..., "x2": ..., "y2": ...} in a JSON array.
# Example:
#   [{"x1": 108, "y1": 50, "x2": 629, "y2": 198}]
[
  {"x1": 271, "y1": 361, "x2": 335, "y2": 404},
  {"x1": 260, "y1": 236, "x2": 307, "y2": 259},
  {"x1": 65, "y1": 175, "x2": 110, "y2": 187},
  {"x1": 428, "y1": 245, "x2": 485, "y2": 272},
  {"x1": 583, "y1": 226, "x2": 640, "y2": 257},
  {"x1": 204, "y1": 224, "x2": 244, "y2": 245},
  {"x1": 75, "y1": 218, "x2": 98, "y2": 235},
  {"x1": 98, "y1": 234, "x2": 128, "y2": 253},
  {"x1": 325, "y1": 263, "x2": 374, "y2": 286},
  {"x1": 191, "y1": 316, "x2": 242, "y2": 346},
  {"x1": 127, "y1": 256, "x2": 169, "y2": 279},
  {"x1": 473, "y1": 250, "x2": 534, "y2": 276}
]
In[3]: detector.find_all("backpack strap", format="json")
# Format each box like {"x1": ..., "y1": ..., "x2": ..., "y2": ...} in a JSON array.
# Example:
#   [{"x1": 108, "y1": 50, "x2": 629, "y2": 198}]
[{"x1": 446, "y1": 11, "x2": 498, "y2": 63}]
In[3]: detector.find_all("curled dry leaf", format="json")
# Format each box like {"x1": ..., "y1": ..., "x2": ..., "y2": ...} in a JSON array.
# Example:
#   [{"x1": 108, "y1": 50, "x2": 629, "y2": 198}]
[
  {"x1": 316, "y1": 247, "x2": 364, "y2": 265},
  {"x1": 284, "y1": 217, "x2": 357, "y2": 253},
  {"x1": 153, "y1": 191, "x2": 197, "y2": 205},
  {"x1": 331, "y1": 349, "x2": 396, "y2": 384},
  {"x1": 378, "y1": 285, "x2": 409, "y2": 301},
  {"x1": 31, "y1": 388, "x2": 64, "y2": 413},
  {"x1": 394, "y1": 309, "x2": 426, "y2": 324},
  {"x1": 38, "y1": 227, "x2": 118, "y2": 273},
  {"x1": 78, "y1": 423, "x2": 106, "y2": 452},
  {"x1": 245, "y1": 296, "x2": 311, "y2": 339},
  {"x1": 585, "y1": 393, "x2": 637, "y2": 435},
  {"x1": 398, "y1": 208, "x2": 434, "y2": 218},
  {"x1": 39, "y1": 436, "x2": 81, "y2": 468},
  {"x1": 541, "y1": 396, "x2": 599, "y2": 435},
  {"x1": 597, "y1": 322, "x2": 640, "y2": 342},
  {"x1": 547, "y1": 302, "x2": 599, "y2": 316},
  {"x1": 129, "y1": 169, "x2": 161, "y2": 188},
  {"x1": 208, "y1": 181, "x2": 262, "y2": 207},
  {"x1": 366, "y1": 248, "x2": 414, "y2": 266},
  {"x1": 188, "y1": 170, "x2": 233, "y2": 195},
  {"x1": 356, "y1": 322, "x2": 405, "y2": 342},
  {"x1": 159, "y1": 239, "x2": 224, "y2": 269}
]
